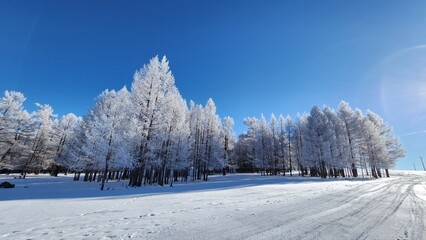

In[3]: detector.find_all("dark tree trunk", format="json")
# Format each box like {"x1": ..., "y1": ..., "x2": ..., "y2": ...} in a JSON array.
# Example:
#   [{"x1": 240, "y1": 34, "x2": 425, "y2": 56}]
[
  {"x1": 371, "y1": 167, "x2": 377, "y2": 178},
  {"x1": 377, "y1": 168, "x2": 382, "y2": 178},
  {"x1": 351, "y1": 163, "x2": 358, "y2": 178},
  {"x1": 73, "y1": 172, "x2": 79, "y2": 181},
  {"x1": 139, "y1": 166, "x2": 146, "y2": 186},
  {"x1": 83, "y1": 172, "x2": 89, "y2": 182},
  {"x1": 100, "y1": 164, "x2": 108, "y2": 191},
  {"x1": 50, "y1": 164, "x2": 60, "y2": 177}
]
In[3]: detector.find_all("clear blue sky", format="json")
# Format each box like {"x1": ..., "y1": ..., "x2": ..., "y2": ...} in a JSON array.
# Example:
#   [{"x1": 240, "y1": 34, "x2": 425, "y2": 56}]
[{"x1": 1, "y1": 0, "x2": 426, "y2": 170}]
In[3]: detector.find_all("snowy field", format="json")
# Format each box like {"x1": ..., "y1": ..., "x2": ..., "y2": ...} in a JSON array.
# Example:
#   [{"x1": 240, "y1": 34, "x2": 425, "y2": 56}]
[{"x1": 0, "y1": 171, "x2": 425, "y2": 240}]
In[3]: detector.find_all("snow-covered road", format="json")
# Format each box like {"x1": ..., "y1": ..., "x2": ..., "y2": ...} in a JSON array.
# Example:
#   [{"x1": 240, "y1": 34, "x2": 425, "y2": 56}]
[
  {"x1": 0, "y1": 172, "x2": 425, "y2": 240},
  {"x1": 148, "y1": 173, "x2": 426, "y2": 240}
]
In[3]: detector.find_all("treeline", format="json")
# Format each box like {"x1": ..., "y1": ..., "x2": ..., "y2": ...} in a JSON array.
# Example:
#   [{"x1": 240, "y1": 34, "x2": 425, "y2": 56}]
[
  {"x1": 234, "y1": 103, "x2": 405, "y2": 178},
  {"x1": 0, "y1": 56, "x2": 405, "y2": 189},
  {"x1": 0, "y1": 56, "x2": 234, "y2": 190}
]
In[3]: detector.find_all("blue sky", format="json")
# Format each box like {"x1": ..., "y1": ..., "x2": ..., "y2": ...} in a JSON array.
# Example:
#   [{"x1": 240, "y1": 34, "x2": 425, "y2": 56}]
[{"x1": 1, "y1": 0, "x2": 426, "y2": 170}]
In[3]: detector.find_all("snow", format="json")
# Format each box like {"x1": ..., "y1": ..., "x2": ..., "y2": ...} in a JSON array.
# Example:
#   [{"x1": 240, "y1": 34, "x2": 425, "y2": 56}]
[
  {"x1": 0, "y1": 171, "x2": 425, "y2": 240},
  {"x1": 415, "y1": 183, "x2": 426, "y2": 202}
]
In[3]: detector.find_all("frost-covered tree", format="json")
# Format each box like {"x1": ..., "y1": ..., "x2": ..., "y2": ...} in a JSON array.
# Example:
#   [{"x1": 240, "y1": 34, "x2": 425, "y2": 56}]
[
  {"x1": 269, "y1": 114, "x2": 280, "y2": 175},
  {"x1": 221, "y1": 116, "x2": 235, "y2": 175},
  {"x1": 337, "y1": 101, "x2": 362, "y2": 177},
  {"x1": 240, "y1": 117, "x2": 259, "y2": 172},
  {"x1": 233, "y1": 134, "x2": 253, "y2": 172},
  {"x1": 155, "y1": 90, "x2": 190, "y2": 186},
  {"x1": 363, "y1": 110, "x2": 405, "y2": 177},
  {"x1": 129, "y1": 56, "x2": 178, "y2": 186},
  {"x1": 278, "y1": 114, "x2": 287, "y2": 175},
  {"x1": 236, "y1": 102, "x2": 404, "y2": 179},
  {"x1": 283, "y1": 115, "x2": 296, "y2": 176},
  {"x1": 64, "y1": 114, "x2": 98, "y2": 181},
  {"x1": 244, "y1": 115, "x2": 274, "y2": 175},
  {"x1": 294, "y1": 113, "x2": 308, "y2": 176},
  {"x1": 1, "y1": 56, "x2": 235, "y2": 186},
  {"x1": 189, "y1": 101, "x2": 204, "y2": 180},
  {"x1": 361, "y1": 114, "x2": 387, "y2": 178},
  {"x1": 0, "y1": 91, "x2": 33, "y2": 170},
  {"x1": 166, "y1": 95, "x2": 191, "y2": 186},
  {"x1": 302, "y1": 106, "x2": 332, "y2": 178},
  {"x1": 323, "y1": 107, "x2": 350, "y2": 177},
  {"x1": 22, "y1": 103, "x2": 57, "y2": 177},
  {"x1": 51, "y1": 113, "x2": 81, "y2": 176},
  {"x1": 81, "y1": 87, "x2": 133, "y2": 190},
  {"x1": 187, "y1": 99, "x2": 225, "y2": 181},
  {"x1": 200, "y1": 99, "x2": 224, "y2": 181}
]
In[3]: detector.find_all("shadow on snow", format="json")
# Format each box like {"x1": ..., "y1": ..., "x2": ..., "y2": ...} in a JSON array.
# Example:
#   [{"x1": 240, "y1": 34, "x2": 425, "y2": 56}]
[{"x1": 0, "y1": 173, "x2": 372, "y2": 201}]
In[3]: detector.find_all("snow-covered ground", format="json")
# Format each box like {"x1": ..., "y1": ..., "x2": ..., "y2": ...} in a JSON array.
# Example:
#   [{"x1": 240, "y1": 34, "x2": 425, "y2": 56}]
[{"x1": 0, "y1": 171, "x2": 425, "y2": 240}]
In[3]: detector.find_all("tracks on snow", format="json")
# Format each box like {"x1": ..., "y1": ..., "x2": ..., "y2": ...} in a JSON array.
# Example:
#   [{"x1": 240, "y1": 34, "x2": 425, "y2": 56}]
[{"x1": 149, "y1": 175, "x2": 426, "y2": 240}]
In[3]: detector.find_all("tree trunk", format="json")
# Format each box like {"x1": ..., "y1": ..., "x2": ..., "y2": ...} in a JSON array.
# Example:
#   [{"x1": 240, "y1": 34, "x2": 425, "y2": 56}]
[
  {"x1": 83, "y1": 172, "x2": 89, "y2": 182},
  {"x1": 92, "y1": 171, "x2": 97, "y2": 182},
  {"x1": 100, "y1": 164, "x2": 108, "y2": 190},
  {"x1": 50, "y1": 164, "x2": 60, "y2": 177},
  {"x1": 351, "y1": 163, "x2": 358, "y2": 178},
  {"x1": 371, "y1": 167, "x2": 377, "y2": 178},
  {"x1": 170, "y1": 168, "x2": 174, "y2": 187},
  {"x1": 377, "y1": 168, "x2": 382, "y2": 178}
]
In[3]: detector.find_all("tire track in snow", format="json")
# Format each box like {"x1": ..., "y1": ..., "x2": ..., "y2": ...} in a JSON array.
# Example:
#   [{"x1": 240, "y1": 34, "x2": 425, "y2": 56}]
[
  {"x1": 151, "y1": 176, "x2": 424, "y2": 240},
  {"x1": 299, "y1": 180, "x2": 412, "y2": 239},
  {"x1": 150, "y1": 178, "x2": 397, "y2": 240},
  {"x1": 240, "y1": 178, "x2": 398, "y2": 240},
  {"x1": 239, "y1": 176, "x2": 424, "y2": 240}
]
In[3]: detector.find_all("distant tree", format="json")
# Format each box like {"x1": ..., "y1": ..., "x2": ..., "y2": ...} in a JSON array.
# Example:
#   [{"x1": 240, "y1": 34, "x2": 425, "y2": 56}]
[
  {"x1": 221, "y1": 116, "x2": 235, "y2": 175},
  {"x1": 278, "y1": 114, "x2": 287, "y2": 175},
  {"x1": 283, "y1": 115, "x2": 296, "y2": 176},
  {"x1": 81, "y1": 88, "x2": 132, "y2": 190},
  {"x1": 188, "y1": 101, "x2": 204, "y2": 180},
  {"x1": 22, "y1": 103, "x2": 57, "y2": 178},
  {"x1": 294, "y1": 113, "x2": 308, "y2": 176},
  {"x1": 236, "y1": 103, "x2": 404, "y2": 179},
  {"x1": 233, "y1": 133, "x2": 255, "y2": 172},
  {"x1": 156, "y1": 90, "x2": 190, "y2": 186},
  {"x1": 51, "y1": 113, "x2": 81, "y2": 176},
  {"x1": 302, "y1": 106, "x2": 332, "y2": 178},
  {"x1": 0, "y1": 91, "x2": 33, "y2": 170},
  {"x1": 322, "y1": 107, "x2": 349, "y2": 177},
  {"x1": 201, "y1": 99, "x2": 224, "y2": 181},
  {"x1": 337, "y1": 101, "x2": 362, "y2": 177},
  {"x1": 166, "y1": 94, "x2": 191, "y2": 186},
  {"x1": 269, "y1": 114, "x2": 280, "y2": 175},
  {"x1": 364, "y1": 110, "x2": 405, "y2": 177}
]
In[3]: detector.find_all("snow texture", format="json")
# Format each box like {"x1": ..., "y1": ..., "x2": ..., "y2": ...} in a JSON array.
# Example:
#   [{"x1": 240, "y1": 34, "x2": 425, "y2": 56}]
[{"x1": 0, "y1": 171, "x2": 425, "y2": 240}]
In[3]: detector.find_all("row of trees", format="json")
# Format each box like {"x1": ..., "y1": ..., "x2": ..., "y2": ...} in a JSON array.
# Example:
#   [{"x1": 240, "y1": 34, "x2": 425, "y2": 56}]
[
  {"x1": 0, "y1": 56, "x2": 235, "y2": 189},
  {"x1": 0, "y1": 89, "x2": 80, "y2": 177},
  {"x1": 1, "y1": 56, "x2": 405, "y2": 189},
  {"x1": 234, "y1": 102, "x2": 405, "y2": 178}
]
